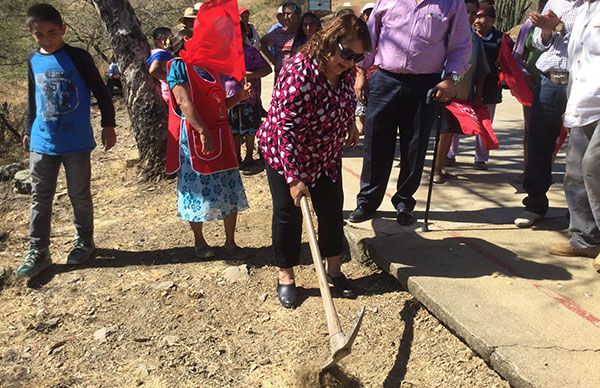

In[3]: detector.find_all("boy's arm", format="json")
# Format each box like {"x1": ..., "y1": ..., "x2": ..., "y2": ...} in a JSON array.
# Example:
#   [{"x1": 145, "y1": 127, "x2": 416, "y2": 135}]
[
  {"x1": 66, "y1": 46, "x2": 116, "y2": 129},
  {"x1": 24, "y1": 52, "x2": 36, "y2": 138},
  {"x1": 149, "y1": 60, "x2": 168, "y2": 81}
]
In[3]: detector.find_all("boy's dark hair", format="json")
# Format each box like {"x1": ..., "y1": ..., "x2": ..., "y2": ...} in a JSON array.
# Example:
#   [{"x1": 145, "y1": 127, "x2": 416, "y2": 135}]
[
  {"x1": 465, "y1": 0, "x2": 480, "y2": 7},
  {"x1": 152, "y1": 27, "x2": 172, "y2": 42},
  {"x1": 479, "y1": 4, "x2": 496, "y2": 19},
  {"x1": 26, "y1": 3, "x2": 63, "y2": 29}
]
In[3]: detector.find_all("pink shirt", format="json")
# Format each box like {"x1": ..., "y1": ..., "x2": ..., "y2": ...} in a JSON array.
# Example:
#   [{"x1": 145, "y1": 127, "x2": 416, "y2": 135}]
[
  {"x1": 362, "y1": 0, "x2": 471, "y2": 75},
  {"x1": 258, "y1": 53, "x2": 356, "y2": 186}
]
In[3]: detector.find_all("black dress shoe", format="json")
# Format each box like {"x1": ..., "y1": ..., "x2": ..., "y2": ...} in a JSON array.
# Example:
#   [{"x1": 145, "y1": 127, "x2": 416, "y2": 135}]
[
  {"x1": 276, "y1": 281, "x2": 297, "y2": 309},
  {"x1": 348, "y1": 207, "x2": 375, "y2": 223},
  {"x1": 327, "y1": 274, "x2": 357, "y2": 299},
  {"x1": 396, "y1": 209, "x2": 416, "y2": 226}
]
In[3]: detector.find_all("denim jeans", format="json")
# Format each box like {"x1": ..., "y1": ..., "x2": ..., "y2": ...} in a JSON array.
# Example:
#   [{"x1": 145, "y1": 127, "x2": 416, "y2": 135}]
[
  {"x1": 29, "y1": 151, "x2": 94, "y2": 249},
  {"x1": 564, "y1": 120, "x2": 600, "y2": 250},
  {"x1": 522, "y1": 75, "x2": 568, "y2": 215}
]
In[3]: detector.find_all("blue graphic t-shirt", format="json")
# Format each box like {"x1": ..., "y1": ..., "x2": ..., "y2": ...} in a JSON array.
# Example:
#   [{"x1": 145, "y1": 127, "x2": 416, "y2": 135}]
[{"x1": 29, "y1": 49, "x2": 94, "y2": 155}]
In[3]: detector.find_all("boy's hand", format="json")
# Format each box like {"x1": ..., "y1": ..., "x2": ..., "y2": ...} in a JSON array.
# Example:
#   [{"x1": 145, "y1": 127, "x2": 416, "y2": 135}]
[
  {"x1": 102, "y1": 127, "x2": 117, "y2": 151},
  {"x1": 22, "y1": 135, "x2": 30, "y2": 151}
]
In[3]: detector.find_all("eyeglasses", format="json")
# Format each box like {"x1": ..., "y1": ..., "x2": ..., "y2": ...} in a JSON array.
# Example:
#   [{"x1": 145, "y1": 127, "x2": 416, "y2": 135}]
[{"x1": 337, "y1": 42, "x2": 365, "y2": 63}]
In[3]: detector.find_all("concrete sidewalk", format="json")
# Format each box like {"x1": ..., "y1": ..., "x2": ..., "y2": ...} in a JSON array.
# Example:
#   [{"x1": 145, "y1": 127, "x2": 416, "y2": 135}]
[{"x1": 341, "y1": 93, "x2": 600, "y2": 387}]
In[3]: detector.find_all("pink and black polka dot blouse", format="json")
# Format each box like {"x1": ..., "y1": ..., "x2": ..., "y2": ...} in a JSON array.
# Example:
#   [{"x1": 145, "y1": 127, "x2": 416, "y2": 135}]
[{"x1": 258, "y1": 52, "x2": 357, "y2": 187}]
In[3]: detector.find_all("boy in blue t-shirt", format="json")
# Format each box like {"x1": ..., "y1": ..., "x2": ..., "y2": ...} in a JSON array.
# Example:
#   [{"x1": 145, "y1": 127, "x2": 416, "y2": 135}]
[{"x1": 16, "y1": 3, "x2": 117, "y2": 278}]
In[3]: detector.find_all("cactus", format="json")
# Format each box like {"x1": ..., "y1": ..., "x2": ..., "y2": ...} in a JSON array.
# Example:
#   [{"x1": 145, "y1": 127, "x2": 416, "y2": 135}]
[{"x1": 495, "y1": 0, "x2": 533, "y2": 32}]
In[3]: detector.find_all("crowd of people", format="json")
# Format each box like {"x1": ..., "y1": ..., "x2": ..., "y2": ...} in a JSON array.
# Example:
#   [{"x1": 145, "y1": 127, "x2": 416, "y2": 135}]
[{"x1": 17, "y1": 0, "x2": 600, "y2": 310}]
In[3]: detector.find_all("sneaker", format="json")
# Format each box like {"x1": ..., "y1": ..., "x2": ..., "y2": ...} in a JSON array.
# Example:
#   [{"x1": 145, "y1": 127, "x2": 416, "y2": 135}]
[
  {"x1": 16, "y1": 248, "x2": 52, "y2": 278},
  {"x1": 473, "y1": 161, "x2": 488, "y2": 170},
  {"x1": 514, "y1": 211, "x2": 544, "y2": 228},
  {"x1": 66, "y1": 238, "x2": 96, "y2": 265},
  {"x1": 549, "y1": 241, "x2": 600, "y2": 258}
]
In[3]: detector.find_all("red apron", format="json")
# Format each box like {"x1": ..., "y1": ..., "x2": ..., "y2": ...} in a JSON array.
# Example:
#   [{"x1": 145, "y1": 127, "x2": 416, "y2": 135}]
[{"x1": 166, "y1": 60, "x2": 238, "y2": 175}]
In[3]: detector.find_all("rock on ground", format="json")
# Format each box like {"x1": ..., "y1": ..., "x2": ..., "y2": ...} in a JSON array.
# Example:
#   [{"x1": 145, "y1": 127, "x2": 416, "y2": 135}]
[{"x1": 12, "y1": 169, "x2": 31, "y2": 195}]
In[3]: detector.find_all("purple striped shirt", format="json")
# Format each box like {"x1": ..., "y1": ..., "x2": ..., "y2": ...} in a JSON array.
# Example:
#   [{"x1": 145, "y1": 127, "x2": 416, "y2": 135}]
[{"x1": 361, "y1": 0, "x2": 472, "y2": 75}]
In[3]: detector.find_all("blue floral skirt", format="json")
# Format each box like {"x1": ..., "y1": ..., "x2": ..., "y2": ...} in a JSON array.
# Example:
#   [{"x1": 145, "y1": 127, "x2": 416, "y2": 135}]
[{"x1": 177, "y1": 127, "x2": 249, "y2": 222}]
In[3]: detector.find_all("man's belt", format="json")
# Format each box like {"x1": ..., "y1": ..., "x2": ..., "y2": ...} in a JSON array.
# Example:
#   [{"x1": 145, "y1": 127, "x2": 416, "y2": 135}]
[{"x1": 545, "y1": 72, "x2": 569, "y2": 85}]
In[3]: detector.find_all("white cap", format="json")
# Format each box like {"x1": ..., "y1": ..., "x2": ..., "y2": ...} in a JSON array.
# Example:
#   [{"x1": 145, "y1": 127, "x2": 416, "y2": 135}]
[
  {"x1": 361, "y1": 2, "x2": 376, "y2": 13},
  {"x1": 193, "y1": 2, "x2": 203, "y2": 11},
  {"x1": 277, "y1": 5, "x2": 284, "y2": 13}
]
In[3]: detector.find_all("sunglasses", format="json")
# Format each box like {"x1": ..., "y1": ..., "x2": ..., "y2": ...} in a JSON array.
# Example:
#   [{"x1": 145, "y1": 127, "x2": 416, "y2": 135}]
[{"x1": 337, "y1": 42, "x2": 365, "y2": 63}]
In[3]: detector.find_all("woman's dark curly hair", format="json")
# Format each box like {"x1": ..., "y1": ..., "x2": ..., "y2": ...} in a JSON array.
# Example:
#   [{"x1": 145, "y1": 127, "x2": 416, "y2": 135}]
[{"x1": 302, "y1": 14, "x2": 371, "y2": 68}]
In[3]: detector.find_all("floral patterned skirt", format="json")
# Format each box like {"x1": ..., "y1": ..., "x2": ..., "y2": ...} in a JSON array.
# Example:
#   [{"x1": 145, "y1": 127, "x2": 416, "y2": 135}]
[{"x1": 177, "y1": 127, "x2": 249, "y2": 222}]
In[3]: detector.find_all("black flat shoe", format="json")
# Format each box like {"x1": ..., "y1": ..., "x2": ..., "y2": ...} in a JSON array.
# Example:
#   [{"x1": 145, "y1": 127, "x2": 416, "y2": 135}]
[
  {"x1": 396, "y1": 209, "x2": 416, "y2": 226},
  {"x1": 276, "y1": 281, "x2": 297, "y2": 309},
  {"x1": 348, "y1": 207, "x2": 375, "y2": 223},
  {"x1": 327, "y1": 274, "x2": 357, "y2": 299}
]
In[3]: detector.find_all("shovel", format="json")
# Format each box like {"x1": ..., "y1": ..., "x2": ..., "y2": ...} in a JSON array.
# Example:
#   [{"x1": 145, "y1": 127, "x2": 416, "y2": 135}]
[{"x1": 299, "y1": 195, "x2": 365, "y2": 371}]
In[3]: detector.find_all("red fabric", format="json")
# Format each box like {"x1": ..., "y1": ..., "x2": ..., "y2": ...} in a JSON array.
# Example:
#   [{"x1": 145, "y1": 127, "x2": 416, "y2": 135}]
[
  {"x1": 182, "y1": 0, "x2": 246, "y2": 81},
  {"x1": 498, "y1": 33, "x2": 533, "y2": 107},
  {"x1": 166, "y1": 60, "x2": 239, "y2": 175},
  {"x1": 555, "y1": 125, "x2": 568, "y2": 154},
  {"x1": 445, "y1": 101, "x2": 499, "y2": 150}
]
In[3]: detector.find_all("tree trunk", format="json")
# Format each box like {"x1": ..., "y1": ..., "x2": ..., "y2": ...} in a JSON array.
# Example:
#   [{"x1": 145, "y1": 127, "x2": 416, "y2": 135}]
[{"x1": 90, "y1": 0, "x2": 167, "y2": 179}]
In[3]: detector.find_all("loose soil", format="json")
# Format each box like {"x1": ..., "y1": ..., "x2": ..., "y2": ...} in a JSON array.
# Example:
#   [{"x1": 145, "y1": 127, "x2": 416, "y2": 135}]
[{"x1": 0, "y1": 101, "x2": 508, "y2": 387}]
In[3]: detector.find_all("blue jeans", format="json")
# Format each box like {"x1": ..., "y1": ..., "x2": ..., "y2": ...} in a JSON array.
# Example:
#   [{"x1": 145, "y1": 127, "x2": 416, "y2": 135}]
[
  {"x1": 565, "y1": 120, "x2": 600, "y2": 250},
  {"x1": 29, "y1": 151, "x2": 93, "y2": 249},
  {"x1": 522, "y1": 75, "x2": 568, "y2": 215}
]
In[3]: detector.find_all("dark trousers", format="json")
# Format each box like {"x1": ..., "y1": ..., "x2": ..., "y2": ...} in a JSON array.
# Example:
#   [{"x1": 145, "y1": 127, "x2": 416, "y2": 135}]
[
  {"x1": 357, "y1": 69, "x2": 440, "y2": 212},
  {"x1": 266, "y1": 165, "x2": 344, "y2": 269},
  {"x1": 29, "y1": 151, "x2": 94, "y2": 249},
  {"x1": 523, "y1": 75, "x2": 568, "y2": 215}
]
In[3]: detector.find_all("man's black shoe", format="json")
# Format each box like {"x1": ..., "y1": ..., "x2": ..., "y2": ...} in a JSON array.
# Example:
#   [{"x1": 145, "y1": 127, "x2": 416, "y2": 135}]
[
  {"x1": 348, "y1": 207, "x2": 375, "y2": 223},
  {"x1": 396, "y1": 209, "x2": 416, "y2": 226}
]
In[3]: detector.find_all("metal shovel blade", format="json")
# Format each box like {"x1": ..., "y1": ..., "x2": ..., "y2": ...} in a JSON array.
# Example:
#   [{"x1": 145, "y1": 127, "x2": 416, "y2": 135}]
[{"x1": 321, "y1": 305, "x2": 366, "y2": 371}]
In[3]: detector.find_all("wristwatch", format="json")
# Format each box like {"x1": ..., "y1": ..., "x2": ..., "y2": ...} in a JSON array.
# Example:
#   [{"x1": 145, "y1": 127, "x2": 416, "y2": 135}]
[{"x1": 444, "y1": 72, "x2": 462, "y2": 83}]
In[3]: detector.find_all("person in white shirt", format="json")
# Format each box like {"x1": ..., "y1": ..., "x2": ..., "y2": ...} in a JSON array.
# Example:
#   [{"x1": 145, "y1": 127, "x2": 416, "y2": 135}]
[{"x1": 549, "y1": 0, "x2": 600, "y2": 267}]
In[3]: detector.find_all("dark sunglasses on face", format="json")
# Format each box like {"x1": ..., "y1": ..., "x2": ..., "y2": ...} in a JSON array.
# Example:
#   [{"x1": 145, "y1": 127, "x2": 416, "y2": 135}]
[{"x1": 337, "y1": 42, "x2": 365, "y2": 63}]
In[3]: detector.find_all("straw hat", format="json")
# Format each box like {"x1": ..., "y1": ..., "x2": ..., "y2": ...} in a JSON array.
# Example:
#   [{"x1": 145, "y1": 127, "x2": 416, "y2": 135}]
[
  {"x1": 361, "y1": 2, "x2": 376, "y2": 14},
  {"x1": 178, "y1": 7, "x2": 197, "y2": 23}
]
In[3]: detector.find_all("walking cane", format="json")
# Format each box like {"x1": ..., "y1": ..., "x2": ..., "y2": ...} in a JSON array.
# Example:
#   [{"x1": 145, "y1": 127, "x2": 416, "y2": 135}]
[{"x1": 422, "y1": 88, "x2": 448, "y2": 232}]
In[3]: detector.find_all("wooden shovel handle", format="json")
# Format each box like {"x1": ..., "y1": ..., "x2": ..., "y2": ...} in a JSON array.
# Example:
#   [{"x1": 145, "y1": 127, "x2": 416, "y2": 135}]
[{"x1": 300, "y1": 195, "x2": 343, "y2": 336}]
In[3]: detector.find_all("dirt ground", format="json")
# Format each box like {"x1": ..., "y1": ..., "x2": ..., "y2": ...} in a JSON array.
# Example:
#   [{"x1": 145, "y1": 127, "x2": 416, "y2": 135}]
[{"x1": 0, "y1": 101, "x2": 509, "y2": 387}]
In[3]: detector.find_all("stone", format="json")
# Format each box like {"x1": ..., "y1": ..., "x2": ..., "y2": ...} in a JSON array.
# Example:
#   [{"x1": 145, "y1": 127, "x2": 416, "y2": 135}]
[
  {"x1": 162, "y1": 335, "x2": 179, "y2": 347},
  {"x1": 259, "y1": 293, "x2": 268, "y2": 303},
  {"x1": 0, "y1": 162, "x2": 25, "y2": 181},
  {"x1": 154, "y1": 281, "x2": 175, "y2": 291},
  {"x1": 12, "y1": 169, "x2": 32, "y2": 195},
  {"x1": 93, "y1": 325, "x2": 119, "y2": 341},
  {"x1": 222, "y1": 264, "x2": 250, "y2": 283},
  {"x1": 35, "y1": 317, "x2": 60, "y2": 332}
]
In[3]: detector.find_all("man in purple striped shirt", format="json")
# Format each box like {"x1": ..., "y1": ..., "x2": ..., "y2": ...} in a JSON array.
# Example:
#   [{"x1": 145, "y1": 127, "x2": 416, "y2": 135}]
[{"x1": 348, "y1": 0, "x2": 472, "y2": 225}]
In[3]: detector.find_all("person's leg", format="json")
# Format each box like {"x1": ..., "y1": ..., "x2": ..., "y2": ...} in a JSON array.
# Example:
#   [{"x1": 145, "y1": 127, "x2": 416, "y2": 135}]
[
  {"x1": 391, "y1": 74, "x2": 439, "y2": 213},
  {"x1": 244, "y1": 135, "x2": 255, "y2": 163},
  {"x1": 223, "y1": 212, "x2": 238, "y2": 249},
  {"x1": 523, "y1": 105, "x2": 531, "y2": 165},
  {"x1": 522, "y1": 77, "x2": 567, "y2": 216},
  {"x1": 447, "y1": 134, "x2": 460, "y2": 161},
  {"x1": 234, "y1": 135, "x2": 242, "y2": 163},
  {"x1": 29, "y1": 152, "x2": 61, "y2": 250},
  {"x1": 474, "y1": 104, "x2": 497, "y2": 164},
  {"x1": 265, "y1": 164, "x2": 302, "y2": 283},
  {"x1": 63, "y1": 151, "x2": 94, "y2": 244},
  {"x1": 189, "y1": 222, "x2": 207, "y2": 247},
  {"x1": 356, "y1": 69, "x2": 403, "y2": 213},
  {"x1": 17, "y1": 153, "x2": 60, "y2": 277},
  {"x1": 435, "y1": 133, "x2": 453, "y2": 183},
  {"x1": 564, "y1": 121, "x2": 600, "y2": 251},
  {"x1": 311, "y1": 173, "x2": 356, "y2": 297}
]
